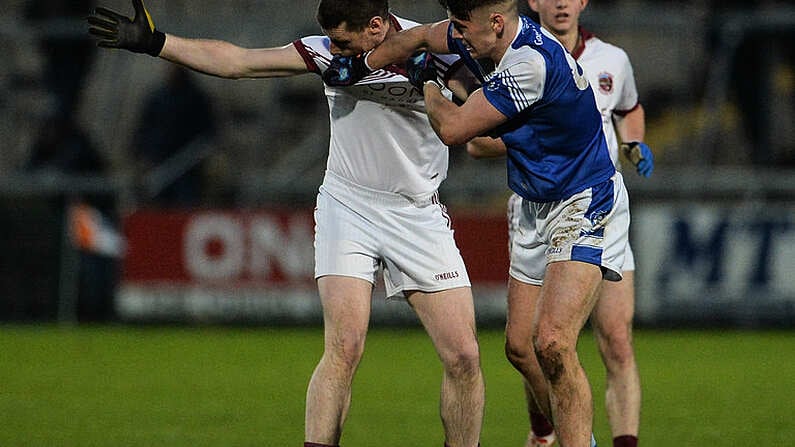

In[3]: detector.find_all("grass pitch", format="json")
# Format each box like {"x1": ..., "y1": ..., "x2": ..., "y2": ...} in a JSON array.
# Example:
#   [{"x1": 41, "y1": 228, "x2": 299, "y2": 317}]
[{"x1": 1, "y1": 325, "x2": 793, "y2": 446}]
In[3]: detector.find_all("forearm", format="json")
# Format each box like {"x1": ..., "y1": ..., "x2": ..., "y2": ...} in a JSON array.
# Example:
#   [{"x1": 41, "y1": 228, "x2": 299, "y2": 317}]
[
  {"x1": 425, "y1": 84, "x2": 468, "y2": 146},
  {"x1": 615, "y1": 104, "x2": 645, "y2": 142},
  {"x1": 159, "y1": 34, "x2": 255, "y2": 78},
  {"x1": 366, "y1": 20, "x2": 450, "y2": 69},
  {"x1": 160, "y1": 35, "x2": 306, "y2": 79}
]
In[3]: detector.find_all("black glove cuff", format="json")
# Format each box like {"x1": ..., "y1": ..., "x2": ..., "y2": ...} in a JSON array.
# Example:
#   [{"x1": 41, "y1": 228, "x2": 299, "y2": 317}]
[{"x1": 147, "y1": 30, "x2": 166, "y2": 57}]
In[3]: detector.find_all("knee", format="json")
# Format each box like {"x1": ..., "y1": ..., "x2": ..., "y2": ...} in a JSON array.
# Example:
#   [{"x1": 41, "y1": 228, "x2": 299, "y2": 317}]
[
  {"x1": 441, "y1": 342, "x2": 481, "y2": 381},
  {"x1": 504, "y1": 330, "x2": 534, "y2": 372},
  {"x1": 598, "y1": 328, "x2": 635, "y2": 370},
  {"x1": 326, "y1": 331, "x2": 367, "y2": 373},
  {"x1": 533, "y1": 331, "x2": 576, "y2": 385}
]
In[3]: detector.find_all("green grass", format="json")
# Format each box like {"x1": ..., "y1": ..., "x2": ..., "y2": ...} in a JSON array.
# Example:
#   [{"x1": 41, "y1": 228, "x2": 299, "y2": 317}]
[{"x1": 1, "y1": 325, "x2": 793, "y2": 446}]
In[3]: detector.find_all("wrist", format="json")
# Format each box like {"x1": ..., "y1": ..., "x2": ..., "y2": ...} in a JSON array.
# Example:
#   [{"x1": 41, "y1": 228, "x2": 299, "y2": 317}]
[{"x1": 147, "y1": 30, "x2": 166, "y2": 57}]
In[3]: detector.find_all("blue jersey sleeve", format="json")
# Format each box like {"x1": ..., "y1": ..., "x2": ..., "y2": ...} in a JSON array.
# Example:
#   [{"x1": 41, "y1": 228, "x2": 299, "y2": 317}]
[{"x1": 482, "y1": 47, "x2": 546, "y2": 119}]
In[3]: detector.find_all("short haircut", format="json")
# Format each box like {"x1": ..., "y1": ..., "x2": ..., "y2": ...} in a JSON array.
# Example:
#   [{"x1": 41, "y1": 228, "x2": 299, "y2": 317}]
[
  {"x1": 439, "y1": 0, "x2": 516, "y2": 21},
  {"x1": 316, "y1": 0, "x2": 389, "y2": 31}
]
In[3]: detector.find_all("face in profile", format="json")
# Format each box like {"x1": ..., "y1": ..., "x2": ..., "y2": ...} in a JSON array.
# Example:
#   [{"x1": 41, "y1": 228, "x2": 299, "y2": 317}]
[{"x1": 323, "y1": 17, "x2": 387, "y2": 56}]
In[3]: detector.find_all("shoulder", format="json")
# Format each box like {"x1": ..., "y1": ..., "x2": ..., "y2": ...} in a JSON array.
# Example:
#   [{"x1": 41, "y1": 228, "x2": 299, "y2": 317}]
[
  {"x1": 581, "y1": 33, "x2": 631, "y2": 66},
  {"x1": 500, "y1": 45, "x2": 546, "y2": 75},
  {"x1": 293, "y1": 35, "x2": 332, "y2": 74},
  {"x1": 391, "y1": 14, "x2": 420, "y2": 30}
]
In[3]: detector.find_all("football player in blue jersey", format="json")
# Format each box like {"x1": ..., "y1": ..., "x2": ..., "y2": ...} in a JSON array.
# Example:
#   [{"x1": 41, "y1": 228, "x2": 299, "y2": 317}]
[{"x1": 324, "y1": 1, "x2": 629, "y2": 446}]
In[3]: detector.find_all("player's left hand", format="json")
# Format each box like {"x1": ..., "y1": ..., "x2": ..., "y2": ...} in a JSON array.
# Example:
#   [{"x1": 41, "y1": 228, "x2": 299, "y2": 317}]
[
  {"x1": 405, "y1": 51, "x2": 439, "y2": 88},
  {"x1": 322, "y1": 53, "x2": 369, "y2": 87},
  {"x1": 621, "y1": 141, "x2": 654, "y2": 177}
]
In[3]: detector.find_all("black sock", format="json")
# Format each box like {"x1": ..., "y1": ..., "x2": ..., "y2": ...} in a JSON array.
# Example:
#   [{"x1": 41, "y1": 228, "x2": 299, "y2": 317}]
[
  {"x1": 530, "y1": 410, "x2": 555, "y2": 437},
  {"x1": 613, "y1": 435, "x2": 638, "y2": 447}
]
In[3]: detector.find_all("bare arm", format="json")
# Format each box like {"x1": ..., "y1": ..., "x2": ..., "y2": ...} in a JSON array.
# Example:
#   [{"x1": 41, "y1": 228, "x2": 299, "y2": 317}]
[
  {"x1": 159, "y1": 34, "x2": 309, "y2": 79},
  {"x1": 365, "y1": 20, "x2": 452, "y2": 69},
  {"x1": 424, "y1": 85, "x2": 508, "y2": 147},
  {"x1": 614, "y1": 103, "x2": 645, "y2": 143}
]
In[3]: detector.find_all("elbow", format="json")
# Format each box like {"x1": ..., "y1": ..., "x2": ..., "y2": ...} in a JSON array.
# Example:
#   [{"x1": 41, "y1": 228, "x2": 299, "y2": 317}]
[{"x1": 436, "y1": 126, "x2": 469, "y2": 147}]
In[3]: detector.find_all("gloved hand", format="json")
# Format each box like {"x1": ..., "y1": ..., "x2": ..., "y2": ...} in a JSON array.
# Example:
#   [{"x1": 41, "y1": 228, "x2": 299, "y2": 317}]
[
  {"x1": 621, "y1": 141, "x2": 654, "y2": 177},
  {"x1": 87, "y1": 0, "x2": 166, "y2": 56},
  {"x1": 406, "y1": 51, "x2": 439, "y2": 88},
  {"x1": 322, "y1": 53, "x2": 370, "y2": 87}
]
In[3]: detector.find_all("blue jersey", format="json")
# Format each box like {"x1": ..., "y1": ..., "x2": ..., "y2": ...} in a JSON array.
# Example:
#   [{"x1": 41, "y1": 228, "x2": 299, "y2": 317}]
[{"x1": 481, "y1": 16, "x2": 615, "y2": 202}]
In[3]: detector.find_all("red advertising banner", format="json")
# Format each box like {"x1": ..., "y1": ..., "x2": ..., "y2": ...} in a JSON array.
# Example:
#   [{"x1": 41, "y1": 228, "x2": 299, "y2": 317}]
[
  {"x1": 119, "y1": 208, "x2": 509, "y2": 322},
  {"x1": 122, "y1": 209, "x2": 510, "y2": 287}
]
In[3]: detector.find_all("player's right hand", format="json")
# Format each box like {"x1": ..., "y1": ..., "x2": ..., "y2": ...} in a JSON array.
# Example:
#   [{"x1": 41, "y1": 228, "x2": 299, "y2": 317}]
[
  {"x1": 322, "y1": 53, "x2": 370, "y2": 87},
  {"x1": 87, "y1": 0, "x2": 166, "y2": 56}
]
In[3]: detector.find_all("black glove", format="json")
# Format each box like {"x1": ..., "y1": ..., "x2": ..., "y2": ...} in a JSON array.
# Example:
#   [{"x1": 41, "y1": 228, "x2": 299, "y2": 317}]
[
  {"x1": 322, "y1": 53, "x2": 370, "y2": 87},
  {"x1": 87, "y1": 0, "x2": 166, "y2": 56},
  {"x1": 406, "y1": 51, "x2": 439, "y2": 88}
]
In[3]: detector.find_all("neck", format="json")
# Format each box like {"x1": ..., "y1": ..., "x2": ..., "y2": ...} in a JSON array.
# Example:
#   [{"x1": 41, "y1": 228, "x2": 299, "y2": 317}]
[{"x1": 556, "y1": 27, "x2": 580, "y2": 53}]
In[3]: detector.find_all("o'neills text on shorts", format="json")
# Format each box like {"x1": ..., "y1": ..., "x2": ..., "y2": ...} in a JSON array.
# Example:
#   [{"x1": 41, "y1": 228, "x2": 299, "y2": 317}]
[{"x1": 434, "y1": 271, "x2": 460, "y2": 281}]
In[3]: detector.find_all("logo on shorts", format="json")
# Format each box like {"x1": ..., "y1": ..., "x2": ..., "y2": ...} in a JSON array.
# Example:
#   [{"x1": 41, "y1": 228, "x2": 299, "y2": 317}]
[{"x1": 434, "y1": 271, "x2": 460, "y2": 281}]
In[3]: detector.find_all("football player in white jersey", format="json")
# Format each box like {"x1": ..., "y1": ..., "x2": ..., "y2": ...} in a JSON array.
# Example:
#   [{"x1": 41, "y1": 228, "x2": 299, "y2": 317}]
[
  {"x1": 348, "y1": 0, "x2": 632, "y2": 445},
  {"x1": 468, "y1": 1, "x2": 653, "y2": 446},
  {"x1": 86, "y1": 1, "x2": 485, "y2": 446}
]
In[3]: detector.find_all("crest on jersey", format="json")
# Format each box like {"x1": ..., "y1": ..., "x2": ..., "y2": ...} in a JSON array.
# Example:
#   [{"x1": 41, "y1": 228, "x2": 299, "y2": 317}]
[{"x1": 598, "y1": 72, "x2": 614, "y2": 94}]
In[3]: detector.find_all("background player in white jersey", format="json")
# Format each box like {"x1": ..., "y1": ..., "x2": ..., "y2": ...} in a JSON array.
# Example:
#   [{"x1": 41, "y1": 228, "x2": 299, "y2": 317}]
[
  {"x1": 467, "y1": 1, "x2": 653, "y2": 446},
  {"x1": 86, "y1": 1, "x2": 485, "y2": 446},
  {"x1": 335, "y1": 0, "x2": 631, "y2": 445}
]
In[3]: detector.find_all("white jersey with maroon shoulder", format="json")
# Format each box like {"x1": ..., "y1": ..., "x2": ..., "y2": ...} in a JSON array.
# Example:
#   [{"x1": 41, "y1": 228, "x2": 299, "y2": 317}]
[
  {"x1": 574, "y1": 28, "x2": 639, "y2": 167},
  {"x1": 293, "y1": 15, "x2": 461, "y2": 203}
]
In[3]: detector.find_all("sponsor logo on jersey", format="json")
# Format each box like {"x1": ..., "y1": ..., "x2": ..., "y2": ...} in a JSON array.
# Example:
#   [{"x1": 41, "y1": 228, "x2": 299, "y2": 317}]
[
  {"x1": 434, "y1": 270, "x2": 460, "y2": 281},
  {"x1": 598, "y1": 72, "x2": 614, "y2": 94}
]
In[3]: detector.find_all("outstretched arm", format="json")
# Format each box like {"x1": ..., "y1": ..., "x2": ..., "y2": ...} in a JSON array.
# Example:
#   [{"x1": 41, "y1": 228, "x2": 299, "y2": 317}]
[
  {"x1": 160, "y1": 36, "x2": 307, "y2": 79},
  {"x1": 88, "y1": 0, "x2": 308, "y2": 79}
]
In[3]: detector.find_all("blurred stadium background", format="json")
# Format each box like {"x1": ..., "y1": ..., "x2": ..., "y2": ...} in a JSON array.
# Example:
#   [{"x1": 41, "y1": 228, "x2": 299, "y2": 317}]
[
  {"x1": 0, "y1": 0, "x2": 794, "y2": 444},
  {"x1": 1, "y1": 0, "x2": 793, "y2": 326}
]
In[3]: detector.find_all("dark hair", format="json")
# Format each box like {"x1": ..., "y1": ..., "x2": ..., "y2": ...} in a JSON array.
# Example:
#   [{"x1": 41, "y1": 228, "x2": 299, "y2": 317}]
[
  {"x1": 438, "y1": 0, "x2": 513, "y2": 21},
  {"x1": 316, "y1": 0, "x2": 389, "y2": 31}
]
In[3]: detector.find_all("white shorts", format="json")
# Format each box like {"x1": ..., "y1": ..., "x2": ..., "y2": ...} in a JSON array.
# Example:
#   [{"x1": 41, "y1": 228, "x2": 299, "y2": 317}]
[
  {"x1": 508, "y1": 172, "x2": 630, "y2": 285},
  {"x1": 314, "y1": 171, "x2": 471, "y2": 298}
]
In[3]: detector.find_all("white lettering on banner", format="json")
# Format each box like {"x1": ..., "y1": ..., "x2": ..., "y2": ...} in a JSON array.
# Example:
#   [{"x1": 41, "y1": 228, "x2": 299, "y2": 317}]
[
  {"x1": 184, "y1": 214, "x2": 246, "y2": 281},
  {"x1": 183, "y1": 212, "x2": 314, "y2": 283},
  {"x1": 249, "y1": 215, "x2": 314, "y2": 280}
]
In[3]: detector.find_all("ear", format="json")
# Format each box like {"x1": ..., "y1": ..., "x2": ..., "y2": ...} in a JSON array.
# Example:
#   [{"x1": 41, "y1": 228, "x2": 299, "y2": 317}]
[
  {"x1": 581, "y1": 0, "x2": 589, "y2": 10},
  {"x1": 368, "y1": 15, "x2": 386, "y2": 35},
  {"x1": 490, "y1": 13, "x2": 505, "y2": 36},
  {"x1": 528, "y1": 0, "x2": 539, "y2": 13}
]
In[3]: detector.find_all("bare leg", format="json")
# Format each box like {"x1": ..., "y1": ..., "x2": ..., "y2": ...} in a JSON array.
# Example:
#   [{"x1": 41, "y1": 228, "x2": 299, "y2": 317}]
[
  {"x1": 408, "y1": 287, "x2": 484, "y2": 447},
  {"x1": 534, "y1": 261, "x2": 602, "y2": 447},
  {"x1": 591, "y1": 271, "x2": 641, "y2": 440},
  {"x1": 504, "y1": 277, "x2": 552, "y2": 418},
  {"x1": 305, "y1": 276, "x2": 373, "y2": 445}
]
